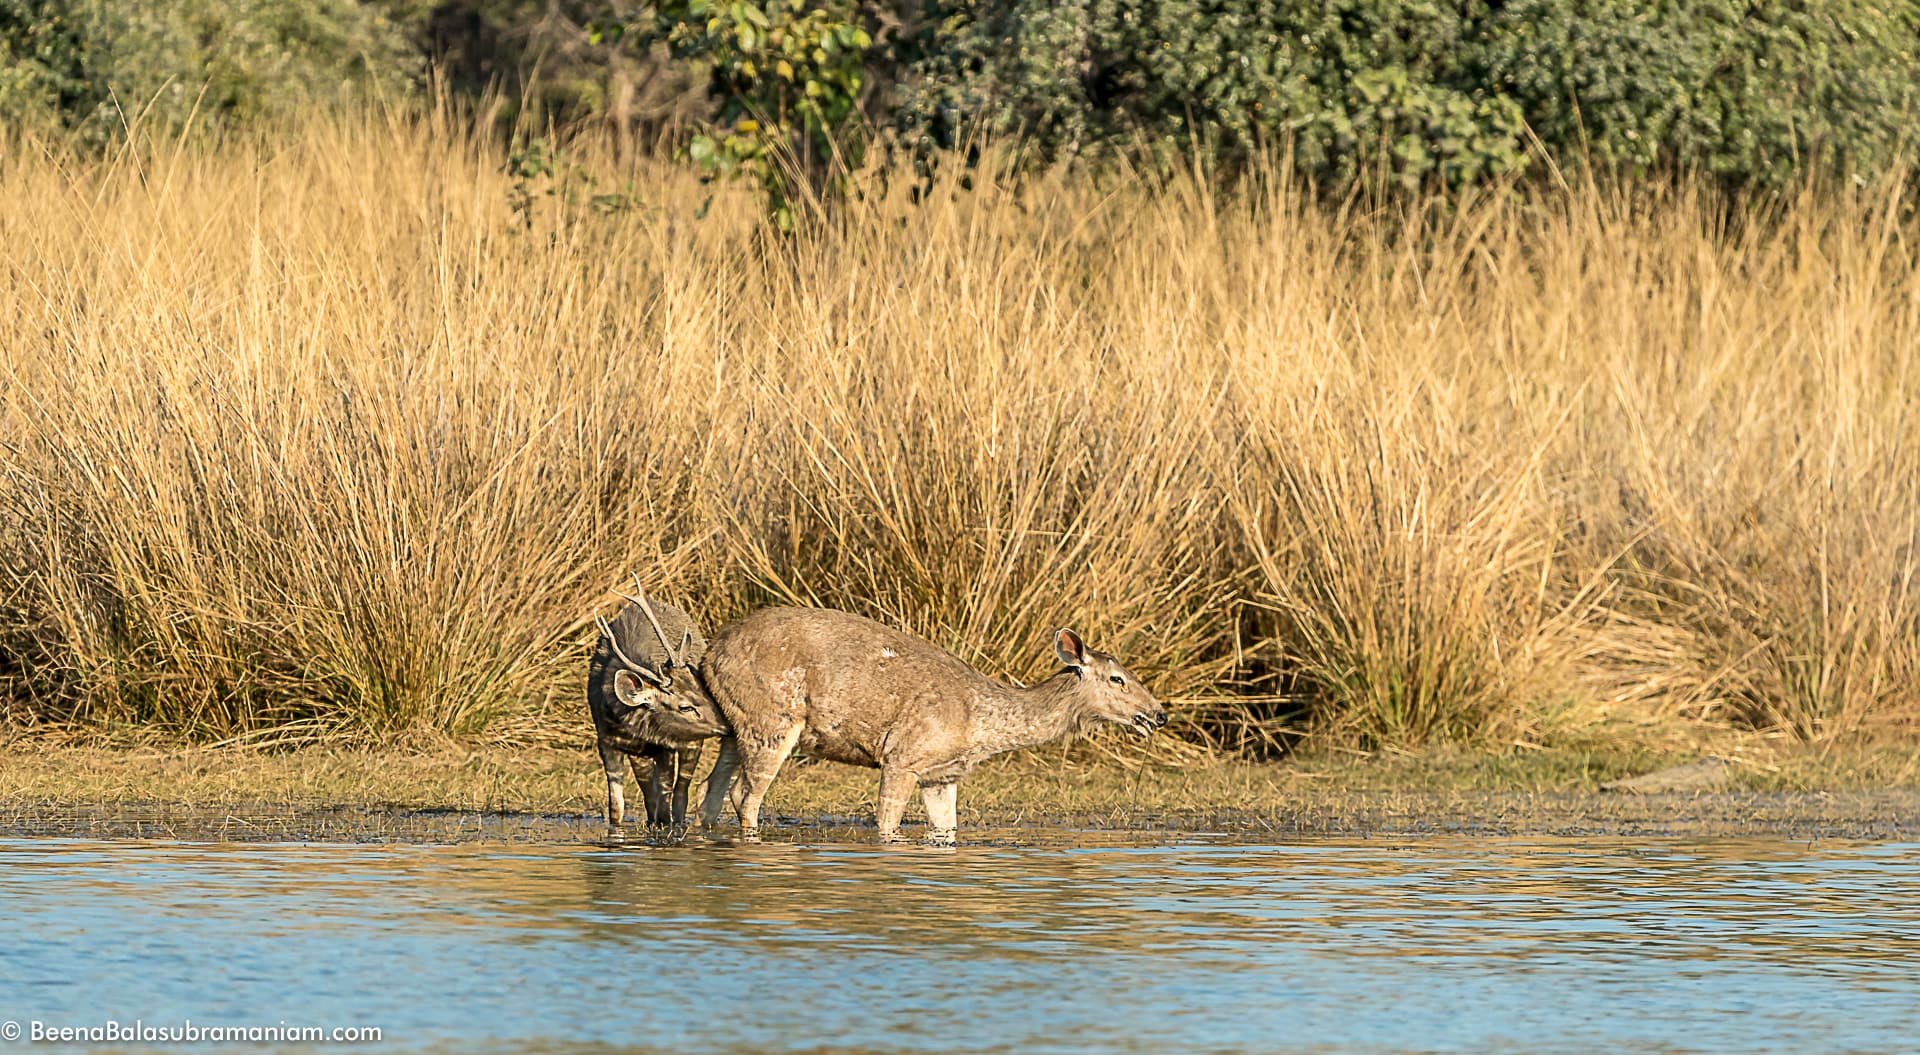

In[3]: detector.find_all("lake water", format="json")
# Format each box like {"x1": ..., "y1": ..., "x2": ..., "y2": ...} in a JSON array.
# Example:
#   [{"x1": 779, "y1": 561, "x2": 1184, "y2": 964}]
[{"x1": 3, "y1": 830, "x2": 1918, "y2": 1053}]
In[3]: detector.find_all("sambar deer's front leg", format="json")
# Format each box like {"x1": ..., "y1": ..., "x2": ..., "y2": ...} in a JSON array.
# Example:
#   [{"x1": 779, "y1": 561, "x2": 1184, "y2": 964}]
[
  {"x1": 597, "y1": 740, "x2": 632, "y2": 829},
  {"x1": 877, "y1": 765, "x2": 918, "y2": 842},
  {"x1": 668, "y1": 744, "x2": 702, "y2": 827},
  {"x1": 920, "y1": 782, "x2": 957, "y2": 845},
  {"x1": 641, "y1": 745, "x2": 671, "y2": 826},
  {"x1": 734, "y1": 724, "x2": 803, "y2": 840}
]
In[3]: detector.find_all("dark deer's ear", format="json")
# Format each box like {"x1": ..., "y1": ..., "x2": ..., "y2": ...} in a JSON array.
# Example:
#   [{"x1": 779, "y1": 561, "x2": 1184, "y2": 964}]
[
  {"x1": 613, "y1": 668, "x2": 663, "y2": 709},
  {"x1": 1054, "y1": 628, "x2": 1089, "y2": 670}
]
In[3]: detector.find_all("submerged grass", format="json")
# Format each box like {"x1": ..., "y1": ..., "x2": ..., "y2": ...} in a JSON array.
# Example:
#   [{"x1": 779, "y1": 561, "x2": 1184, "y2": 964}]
[{"x1": 1, "y1": 113, "x2": 1916, "y2": 753}]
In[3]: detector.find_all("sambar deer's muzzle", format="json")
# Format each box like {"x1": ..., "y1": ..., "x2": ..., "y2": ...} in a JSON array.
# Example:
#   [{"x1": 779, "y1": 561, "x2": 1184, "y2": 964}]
[{"x1": 1130, "y1": 711, "x2": 1168, "y2": 736}]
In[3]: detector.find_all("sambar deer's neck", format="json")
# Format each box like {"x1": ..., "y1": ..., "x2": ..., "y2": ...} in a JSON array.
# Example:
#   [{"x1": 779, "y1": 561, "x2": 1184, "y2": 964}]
[{"x1": 968, "y1": 671, "x2": 1088, "y2": 757}]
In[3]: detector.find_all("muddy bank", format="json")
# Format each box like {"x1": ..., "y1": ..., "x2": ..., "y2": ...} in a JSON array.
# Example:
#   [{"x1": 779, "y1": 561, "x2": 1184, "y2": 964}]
[
  {"x1": 4, "y1": 740, "x2": 1916, "y2": 843},
  {"x1": 5, "y1": 790, "x2": 1917, "y2": 844}
]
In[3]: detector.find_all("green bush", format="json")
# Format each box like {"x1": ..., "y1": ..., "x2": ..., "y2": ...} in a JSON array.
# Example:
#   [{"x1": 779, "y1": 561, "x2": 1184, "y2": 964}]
[
  {"x1": 1479, "y1": 0, "x2": 1920, "y2": 185},
  {"x1": 894, "y1": 0, "x2": 1920, "y2": 191},
  {"x1": 600, "y1": 0, "x2": 873, "y2": 230},
  {"x1": 1, "y1": 0, "x2": 418, "y2": 141},
  {"x1": 0, "y1": 1, "x2": 86, "y2": 128},
  {"x1": 5, "y1": 0, "x2": 1915, "y2": 196},
  {"x1": 894, "y1": 0, "x2": 1527, "y2": 189}
]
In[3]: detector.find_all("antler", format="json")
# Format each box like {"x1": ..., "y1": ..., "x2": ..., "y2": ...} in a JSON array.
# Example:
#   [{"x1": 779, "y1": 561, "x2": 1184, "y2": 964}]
[
  {"x1": 616, "y1": 572, "x2": 682, "y2": 668},
  {"x1": 595, "y1": 614, "x2": 666, "y2": 686}
]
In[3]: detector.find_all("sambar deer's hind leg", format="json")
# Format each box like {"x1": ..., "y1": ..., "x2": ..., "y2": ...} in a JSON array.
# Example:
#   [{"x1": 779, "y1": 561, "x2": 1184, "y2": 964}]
[
  {"x1": 698, "y1": 735, "x2": 742, "y2": 829},
  {"x1": 597, "y1": 739, "x2": 630, "y2": 829}
]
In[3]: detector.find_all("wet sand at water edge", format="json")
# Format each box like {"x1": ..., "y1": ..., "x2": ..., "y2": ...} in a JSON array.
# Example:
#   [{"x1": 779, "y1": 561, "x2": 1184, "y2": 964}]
[{"x1": 3, "y1": 742, "x2": 1915, "y2": 843}]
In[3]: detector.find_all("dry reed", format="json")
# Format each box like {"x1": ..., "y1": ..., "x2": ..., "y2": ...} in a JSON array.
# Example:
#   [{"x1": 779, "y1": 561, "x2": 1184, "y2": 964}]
[{"x1": 2, "y1": 113, "x2": 1915, "y2": 750}]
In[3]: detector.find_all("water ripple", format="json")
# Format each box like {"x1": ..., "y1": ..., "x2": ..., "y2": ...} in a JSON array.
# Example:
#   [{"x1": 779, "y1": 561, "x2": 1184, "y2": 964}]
[{"x1": 2, "y1": 835, "x2": 1916, "y2": 1054}]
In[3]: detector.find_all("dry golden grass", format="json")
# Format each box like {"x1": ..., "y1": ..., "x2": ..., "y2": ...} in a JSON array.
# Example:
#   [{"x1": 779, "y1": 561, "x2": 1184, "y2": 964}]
[{"x1": 1, "y1": 112, "x2": 1916, "y2": 752}]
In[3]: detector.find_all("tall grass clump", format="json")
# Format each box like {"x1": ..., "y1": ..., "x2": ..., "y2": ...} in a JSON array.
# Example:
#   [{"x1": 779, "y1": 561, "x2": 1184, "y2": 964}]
[{"x1": 1, "y1": 115, "x2": 1916, "y2": 749}]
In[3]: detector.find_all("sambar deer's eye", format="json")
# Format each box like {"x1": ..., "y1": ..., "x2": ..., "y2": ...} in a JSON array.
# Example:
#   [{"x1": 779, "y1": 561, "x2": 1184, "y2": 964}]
[
  {"x1": 1109, "y1": 674, "x2": 1126, "y2": 686},
  {"x1": 677, "y1": 703, "x2": 699, "y2": 714}
]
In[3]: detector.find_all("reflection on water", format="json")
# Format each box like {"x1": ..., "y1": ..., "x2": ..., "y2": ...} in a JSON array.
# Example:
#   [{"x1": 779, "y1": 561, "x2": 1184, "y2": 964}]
[{"x1": 4, "y1": 833, "x2": 1918, "y2": 1053}]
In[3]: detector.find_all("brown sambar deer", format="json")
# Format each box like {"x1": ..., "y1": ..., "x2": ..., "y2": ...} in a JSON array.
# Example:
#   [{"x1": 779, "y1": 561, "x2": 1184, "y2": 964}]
[
  {"x1": 587, "y1": 585, "x2": 727, "y2": 829},
  {"x1": 696, "y1": 607, "x2": 1166, "y2": 842}
]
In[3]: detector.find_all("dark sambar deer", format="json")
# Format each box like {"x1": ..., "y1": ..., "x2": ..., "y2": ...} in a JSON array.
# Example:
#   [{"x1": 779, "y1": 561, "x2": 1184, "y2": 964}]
[{"x1": 587, "y1": 582, "x2": 727, "y2": 829}]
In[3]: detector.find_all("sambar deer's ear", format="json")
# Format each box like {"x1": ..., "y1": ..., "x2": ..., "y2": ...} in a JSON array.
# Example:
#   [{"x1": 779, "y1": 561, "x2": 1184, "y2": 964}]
[
  {"x1": 1054, "y1": 628, "x2": 1089, "y2": 670},
  {"x1": 613, "y1": 668, "x2": 663, "y2": 709}
]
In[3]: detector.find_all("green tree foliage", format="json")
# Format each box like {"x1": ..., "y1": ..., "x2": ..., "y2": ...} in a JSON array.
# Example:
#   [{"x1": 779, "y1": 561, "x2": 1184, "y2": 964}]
[
  {"x1": 4, "y1": 0, "x2": 1915, "y2": 200},
  {"x1": 896, "y1": 0, "x2": 1920, "y2": 191},
  {"x1": 1478, "y1": 0, "x2": 1920, "y2": 185},
  {"x1": 895, "y1": 0, "x2": 1528, "y2": 189},
  {"x1": 600, "y1": 0, "x2": 872, "y2": 230},
  {"x1": 1, "y1": 1, "x2": 91, "y2": 127}
]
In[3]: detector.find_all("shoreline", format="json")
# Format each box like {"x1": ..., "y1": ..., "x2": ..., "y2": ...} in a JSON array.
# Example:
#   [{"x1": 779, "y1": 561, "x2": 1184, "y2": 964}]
[
  {"x1": 3, "y1": 739, "x2": 1916, "y2": 843},
  {"x1": 4, "y1": 792, "x2": 1917, "y2": 844}
]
